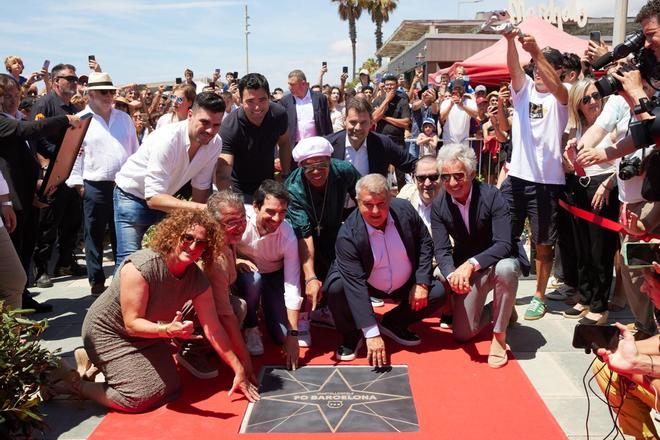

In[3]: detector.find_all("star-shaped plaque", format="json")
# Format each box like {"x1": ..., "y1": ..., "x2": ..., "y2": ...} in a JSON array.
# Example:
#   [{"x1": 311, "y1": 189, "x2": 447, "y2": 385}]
[{"x1": 240, "y1": 365, "x2": 419, "y2": 433}]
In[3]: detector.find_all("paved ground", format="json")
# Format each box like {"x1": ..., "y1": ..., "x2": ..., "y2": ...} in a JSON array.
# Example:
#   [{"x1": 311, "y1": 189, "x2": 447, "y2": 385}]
[{"x1": 28, "y1": 261, "x2": 637, "y2": 439}]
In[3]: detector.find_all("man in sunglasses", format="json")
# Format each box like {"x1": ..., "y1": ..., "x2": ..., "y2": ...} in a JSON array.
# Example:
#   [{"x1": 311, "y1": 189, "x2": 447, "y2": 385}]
[
  {"x1": 432, "y1": 144, "x2": 527, "y2": 368},
  {"x1": 285, "y1": 136, "x2": 361, "y2": 341},
  {"x1": 65, "y1": 72, "x2": 139, "y2": 296},
  {"x1": 397, "y1": 155, "x2": 442, "y2": 232},
  {"x1": 29, "y1": 63, "x2": 86, "y2": 305}
]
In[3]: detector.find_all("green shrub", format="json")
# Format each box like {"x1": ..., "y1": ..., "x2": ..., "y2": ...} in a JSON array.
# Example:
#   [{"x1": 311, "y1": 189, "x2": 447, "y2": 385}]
[{"x1": 0, "y1": 303, "x2": 59, "y2": 439}]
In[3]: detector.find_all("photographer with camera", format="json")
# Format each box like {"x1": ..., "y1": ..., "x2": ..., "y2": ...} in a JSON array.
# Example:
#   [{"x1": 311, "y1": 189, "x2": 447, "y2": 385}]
[{"x1": 576, "y1": 0, "x2": 660, "y2": 338}]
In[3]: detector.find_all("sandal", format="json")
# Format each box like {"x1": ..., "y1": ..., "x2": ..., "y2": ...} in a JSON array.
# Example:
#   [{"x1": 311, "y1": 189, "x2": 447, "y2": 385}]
[{"x1": 74, "y1": 348, "x2": 99, "y2": 381}]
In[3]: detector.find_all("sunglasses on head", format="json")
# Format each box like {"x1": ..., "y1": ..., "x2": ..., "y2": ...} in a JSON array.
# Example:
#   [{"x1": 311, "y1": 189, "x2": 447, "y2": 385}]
[
  {"x1": 180, "y1": 233, "x2": 209, "y2": 248},
  {"x1": 440, "y1": 172, "x2": 466, "y2": 183},
  {"x1": 302, "y1": 161, "x2": 330, "y2": 172},
  {"x1": 581, "y1": 91, "x2": 602, "y2": 105},
  {"x1": 415, "y1": 173, "x2": 440, "y2": 183},
  {"x1": 170, "y1": 95, "x2": 184, "y2": 104},
  {"x1": 58, "y1": 75, "x2": 78, "y2": 83}
]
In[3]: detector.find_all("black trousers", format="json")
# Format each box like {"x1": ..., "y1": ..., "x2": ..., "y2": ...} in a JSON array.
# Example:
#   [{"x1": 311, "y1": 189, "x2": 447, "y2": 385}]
[
  {"x1": 572, "y1": 174, "x2": 620, "y2": 313},
  {"x1": 555, "y1": 174, "x2": 578, "y2": 288},
  {"x1": 10, "y1": 203, "x2": 39, "y2": 286},
  {"x1": 326, "y1": 277, "x2": 446, "y2": 345},
  {"x1": 33, "y1": 184, "x2": 83, "y2": 274},
  {"x1": 83, "y1": 180, "x2": 115, "y2": 286}
]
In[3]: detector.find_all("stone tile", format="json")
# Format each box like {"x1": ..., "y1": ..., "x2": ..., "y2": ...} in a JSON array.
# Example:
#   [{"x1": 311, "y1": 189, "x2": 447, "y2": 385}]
[
  {"x1": 38, "y1": 399, "x2": 106, "y2": 440},
  {"x1": 544, "y1": 396, "x2": 626, "y2": 438},
  {"x1": 515, "y1": 352, "x2": 581, "y2": 397}
]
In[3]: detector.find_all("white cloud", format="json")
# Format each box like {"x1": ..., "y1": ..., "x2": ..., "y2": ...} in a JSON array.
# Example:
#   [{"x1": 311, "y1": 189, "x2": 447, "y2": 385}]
[{"x1": 329, "y1": 39, "x2": 353, "y2": 56}]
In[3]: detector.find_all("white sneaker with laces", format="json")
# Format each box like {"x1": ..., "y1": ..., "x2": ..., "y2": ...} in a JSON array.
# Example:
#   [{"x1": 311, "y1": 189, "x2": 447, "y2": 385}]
[
  {"x1": 244, "y1": 327, "x2": 264, "y2": 356},
  {"x1": 297, "y1": 314, "x2": 312, "y2": 348}
]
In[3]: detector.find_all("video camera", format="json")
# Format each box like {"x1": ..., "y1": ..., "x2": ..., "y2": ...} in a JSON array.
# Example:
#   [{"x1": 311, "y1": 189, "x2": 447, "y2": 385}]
[{"x1": 593, "y1": 30, "x2": 660, "y2": 98}]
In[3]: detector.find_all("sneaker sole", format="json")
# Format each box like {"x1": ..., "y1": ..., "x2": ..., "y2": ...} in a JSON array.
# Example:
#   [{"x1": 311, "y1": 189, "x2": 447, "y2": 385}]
[
  {"x1": 379, "y1": 325, "x2": 421, "y2": 346},
  {"x1": 523, "y1": 311, "x2": 546, "y2": 321},
  {"x1": 562, "y1": 309, "x2": 589, "y2": 319},
  {"x1": 174, "y1": 353, "x2": 218, "y2": 379},
  {"x1": 335, "y1": 339, "x2": 364, "y2": 362}
]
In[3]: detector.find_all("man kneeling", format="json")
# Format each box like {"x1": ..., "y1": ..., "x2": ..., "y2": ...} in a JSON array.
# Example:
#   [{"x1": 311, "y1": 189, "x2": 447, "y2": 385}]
[
  {"x1": 432, "y1": 144, "x2": 527, "y2": 368},
  {"x1": 325, "y1": 174, "x2": 445, "y2": 366}
]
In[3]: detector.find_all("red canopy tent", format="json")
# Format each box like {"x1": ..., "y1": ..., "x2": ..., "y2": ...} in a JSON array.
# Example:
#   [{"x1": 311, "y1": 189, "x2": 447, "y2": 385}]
[{"x1": 430, "y1": 16, "x2": 591, "y2": 86}]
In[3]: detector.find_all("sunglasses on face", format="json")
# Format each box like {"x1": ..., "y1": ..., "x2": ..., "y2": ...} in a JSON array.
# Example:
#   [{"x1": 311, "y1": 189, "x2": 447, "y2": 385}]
[
  {"x1": 581, "y1": 91, "x2": 602, "y2": 105},
  {"x1": 170, "y1": 95, "x2": 184, "y2": 104},
  {"x1": 415, "y1": 173, "x2": 440, "y2": 183},
  {"x1": 180, "y1": 233, "x2": 209, "y2": 248},
  {"x1": 58, "y1": 75, "x2": 79, "y2": 83},
  {"x1": 302, "y1": 161, "x2": 330, "y2": 172},
  {"x1": 440, "y1": 172, "x2": 466, "y2": 183},
  {"x1": 97, "y1": 90, "x2": 113, "y2": 96},
  {"x1": 221, "y1": 218, "x2": 246, "y2": 230}
]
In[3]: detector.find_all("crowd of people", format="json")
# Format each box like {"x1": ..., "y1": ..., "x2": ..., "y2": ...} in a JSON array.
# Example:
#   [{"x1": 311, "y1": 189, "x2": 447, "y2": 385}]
[{"x1": 3, "y1": 1, "x2": 660, "y2": 437}]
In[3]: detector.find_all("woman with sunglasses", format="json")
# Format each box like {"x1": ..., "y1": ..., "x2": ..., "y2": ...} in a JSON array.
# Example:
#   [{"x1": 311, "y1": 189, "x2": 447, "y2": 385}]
[
  {"x1": 48, "y1": 209, "x2": 259, "y2": 411},
  {"x1": 562, "y1": 78, "x2": 619, "y2": 325},
  {"x1": 155, "y1": 84, "x2": 196, "y2": 129}
]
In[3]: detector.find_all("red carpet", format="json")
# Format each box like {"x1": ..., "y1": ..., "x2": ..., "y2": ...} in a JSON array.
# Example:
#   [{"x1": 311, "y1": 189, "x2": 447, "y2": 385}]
[{"x1": 89, "y1": 308, "x2": 566, "y2": 439}]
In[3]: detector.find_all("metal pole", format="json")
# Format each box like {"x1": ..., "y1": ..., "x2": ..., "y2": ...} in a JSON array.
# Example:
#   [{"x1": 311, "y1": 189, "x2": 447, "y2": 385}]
[
  {"x1": 245, "y1": 3, "x2": 250, "y2": 73},
  {"x1": 613, "y1": 0, "x2": 629, "y2": 46}
]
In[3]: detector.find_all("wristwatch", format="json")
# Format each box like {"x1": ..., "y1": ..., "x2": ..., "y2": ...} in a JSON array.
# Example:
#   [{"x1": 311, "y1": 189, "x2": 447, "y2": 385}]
[{"x1": 287, "y1": 329, "x2": 299, "y2": 337}]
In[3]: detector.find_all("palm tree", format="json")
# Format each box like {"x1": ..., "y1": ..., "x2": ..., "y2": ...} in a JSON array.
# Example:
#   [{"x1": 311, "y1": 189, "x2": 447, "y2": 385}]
[
  {"x1": 333, "y1": 0, "x2": 367, "y2": 79},
  {"x1": 367, "y1": 0, "x2": 398, "y2": 67}
]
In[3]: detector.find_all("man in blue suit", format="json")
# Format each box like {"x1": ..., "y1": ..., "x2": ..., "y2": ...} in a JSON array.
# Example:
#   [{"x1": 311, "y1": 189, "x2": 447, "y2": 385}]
[
  {"x1": 431, "y1": 144, "x2": 528, "y2": 368},
  {"x1": 324, "y1": 173, "x2": 446, "y2": 367},
  {"x1": 280, "y1": 69, "x2": 333, "y2": 149}
]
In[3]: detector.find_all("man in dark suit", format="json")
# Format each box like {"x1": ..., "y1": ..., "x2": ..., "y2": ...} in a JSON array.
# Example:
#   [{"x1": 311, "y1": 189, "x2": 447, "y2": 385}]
[
  {"x1": 431, "y1": 144, "x2": 527, "y2": 368},
  {"x1": 280, "y1": 69, "x2": 332, "y2": 149},
  {"x1": 325, "y1": 173, "x2": 446, "y2": 367},
  {"x1": 325, "y1": 97, "x2": 416, "y2": 179}
]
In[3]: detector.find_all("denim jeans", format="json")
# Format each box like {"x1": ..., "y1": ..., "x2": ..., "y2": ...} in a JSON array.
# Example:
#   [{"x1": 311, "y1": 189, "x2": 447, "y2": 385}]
[
  {"x1": 83, "y1": 180, "x2": 115, "y2": 286},
  {"x1": 113, "y1": 187, "x2": 164, "y2": 271},
  {"x1": 235, "y1": 269, "x2": 288, "y2": 345}
]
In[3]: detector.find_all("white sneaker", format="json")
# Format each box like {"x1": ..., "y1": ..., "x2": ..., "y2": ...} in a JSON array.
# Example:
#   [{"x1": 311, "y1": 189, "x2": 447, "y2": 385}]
[
  {"x1": 310, "y1": 306, "x2": 335, "y2": 329},
  {"x1": 297, "y1": 314, "x2": 312, "y2": 348},
  {"x1": 244, "y1": 327, "x2": 264, "y2": 356}
]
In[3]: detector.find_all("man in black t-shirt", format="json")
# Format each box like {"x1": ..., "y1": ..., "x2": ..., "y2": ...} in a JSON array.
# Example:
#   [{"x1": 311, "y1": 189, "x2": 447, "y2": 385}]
[
  {"x1": 216, "y1": 73, "x2": 291, "y2": 200},
  {"x1": 371, "y1": 73, "x2": 411, "y2": 188}
]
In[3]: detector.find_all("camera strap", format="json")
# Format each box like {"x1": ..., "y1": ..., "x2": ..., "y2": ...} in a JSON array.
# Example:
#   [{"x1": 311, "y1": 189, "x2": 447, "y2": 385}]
[{"x1": 559, "y1": 199, "x2": 660, "y2": 241}]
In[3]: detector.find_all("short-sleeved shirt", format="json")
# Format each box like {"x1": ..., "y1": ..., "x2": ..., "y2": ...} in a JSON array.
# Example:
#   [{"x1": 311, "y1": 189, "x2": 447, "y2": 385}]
[
  {"x1": 115, "y1": 120, "x2": 221, "y2": 199},
  {"x1": 372, "y1": 93, "x2": 411, "y2": 146},
  {"x1": 29, "y1": 91, "x2": 77, "y2": 159},
  {"x1": 440, "y1": 98, "x2": 478, "y2": 145},
  {"x1": 220, "y1": 103, "x2": 288, "y2": 196},
  {"x1": 508, "y1": 75, "x2": 568, "y2": 185}
]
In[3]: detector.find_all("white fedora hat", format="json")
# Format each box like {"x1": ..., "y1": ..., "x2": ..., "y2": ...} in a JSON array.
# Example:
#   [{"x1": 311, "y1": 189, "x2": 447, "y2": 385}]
[{"x1": 87, "y1": 72, "x2": 117, "y2": 90}]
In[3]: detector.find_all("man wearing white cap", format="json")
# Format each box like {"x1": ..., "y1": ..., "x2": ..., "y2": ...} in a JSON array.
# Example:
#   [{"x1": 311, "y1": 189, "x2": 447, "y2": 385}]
[
  {"x1": 285, "y1": 137, "x2": 361, "y2": 336},
  {"x1": 67, "y1": 72, "x2": 139, "y2": 296}
]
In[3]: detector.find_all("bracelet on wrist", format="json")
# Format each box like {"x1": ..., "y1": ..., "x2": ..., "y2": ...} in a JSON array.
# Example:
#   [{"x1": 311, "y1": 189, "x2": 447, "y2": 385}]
[
  {"x1": 305, "y1": 276, "x2": 320, "y2": 285},
  {"x1": 157, "y1": 321, "x2": 169, "y2": 338},
  {"x1": 1, "y1": 201, "x2": 12, "y2": 207}
]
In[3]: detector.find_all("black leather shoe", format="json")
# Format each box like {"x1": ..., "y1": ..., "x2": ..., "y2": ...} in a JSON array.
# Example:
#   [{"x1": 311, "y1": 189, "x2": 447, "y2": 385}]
[
  {"x1": 22, "y1": 292, "x2": 53, "y2": 314},
  {"x1": 91, "y1": 283, "x2": 106, "y2": 297},
  {"x1": 36, "y1": 273, "x2": 53, "y2": 288}
]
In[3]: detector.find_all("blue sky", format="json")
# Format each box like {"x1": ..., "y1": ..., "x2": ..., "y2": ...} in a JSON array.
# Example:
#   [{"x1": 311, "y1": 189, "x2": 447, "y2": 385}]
[{"x1": 2, "y1": 0, "x2": 648, "y2": 89}]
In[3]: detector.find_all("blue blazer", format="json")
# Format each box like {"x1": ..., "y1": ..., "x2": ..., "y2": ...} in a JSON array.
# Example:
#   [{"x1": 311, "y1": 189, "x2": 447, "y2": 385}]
[
  {"x1": 431, "y1": 181, "x2": 530, "y2": 277},
  {"x1": 325, "y1": 198, "x2": 434, "y2": 329},
  {"x1": 280, "y1": 90, "x2": 333, "y2": 148},
  {"x1": 326, "y1": 130, "x2": 416, "y2": 177}
]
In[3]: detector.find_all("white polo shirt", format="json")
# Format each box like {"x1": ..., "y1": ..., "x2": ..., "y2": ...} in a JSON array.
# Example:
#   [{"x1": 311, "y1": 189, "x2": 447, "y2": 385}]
[{"x1": 115, "y1": 120, "x2": 221, "y2": 199}]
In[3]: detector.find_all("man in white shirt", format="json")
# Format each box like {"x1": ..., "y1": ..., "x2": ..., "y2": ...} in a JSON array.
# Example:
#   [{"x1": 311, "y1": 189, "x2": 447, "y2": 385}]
[
  {"x1": 67, "y1": 72, "x2": 138, "y2": 295},
  {"x1": 396, "y1": 155, "x2": 441, "y2": 232},
  {"x1": 502, "y1": 30, "x2": 569, "y2": 321},
  {"x1": 325, "y1": 174, "x2": 445, "y2": 365},
  {"x1": 234, "y1": 180, "x2": 302, "y2": 367},
  {"x1": 439, "y1": 84, "x2": 478, "y2": 147},
  {"x1": 113, "y1": 92, "x2": 225, "y2": 268}
]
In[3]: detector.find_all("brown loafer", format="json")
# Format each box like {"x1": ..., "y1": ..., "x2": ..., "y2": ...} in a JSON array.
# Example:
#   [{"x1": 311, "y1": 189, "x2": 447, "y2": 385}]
[{"x1": 488, "y1": 342, "x2": 509, "y2": 369}]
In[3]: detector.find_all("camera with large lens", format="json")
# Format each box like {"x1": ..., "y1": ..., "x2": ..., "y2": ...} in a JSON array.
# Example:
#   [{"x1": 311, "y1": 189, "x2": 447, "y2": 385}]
[
  {"x1": 593, "y1": 31, "x2": 648, "y2": 98},
  {"x1": 618, "y1": 156, "x2": 643, "y2": 180}
]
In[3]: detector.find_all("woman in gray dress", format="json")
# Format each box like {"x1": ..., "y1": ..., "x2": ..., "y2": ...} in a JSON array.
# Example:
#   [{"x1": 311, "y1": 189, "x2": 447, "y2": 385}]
[{"x1": 55, "y1": 209, "x2": 259, "y2": 412}]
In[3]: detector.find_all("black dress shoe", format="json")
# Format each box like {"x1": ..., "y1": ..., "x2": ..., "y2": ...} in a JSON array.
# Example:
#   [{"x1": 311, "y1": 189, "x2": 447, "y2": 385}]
[
  {"x1": 36, "y1": 273, "x2": 53, "y2": 288},
  {"x1": 91, "y1": 283, "x2": 106, "y2": 296},
  {"x1": 22, "y1": 293, "x2": 53, "y2": 313},
  {"x1": 379, "y1": 322, "x2": 421, "y2": 346}
]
